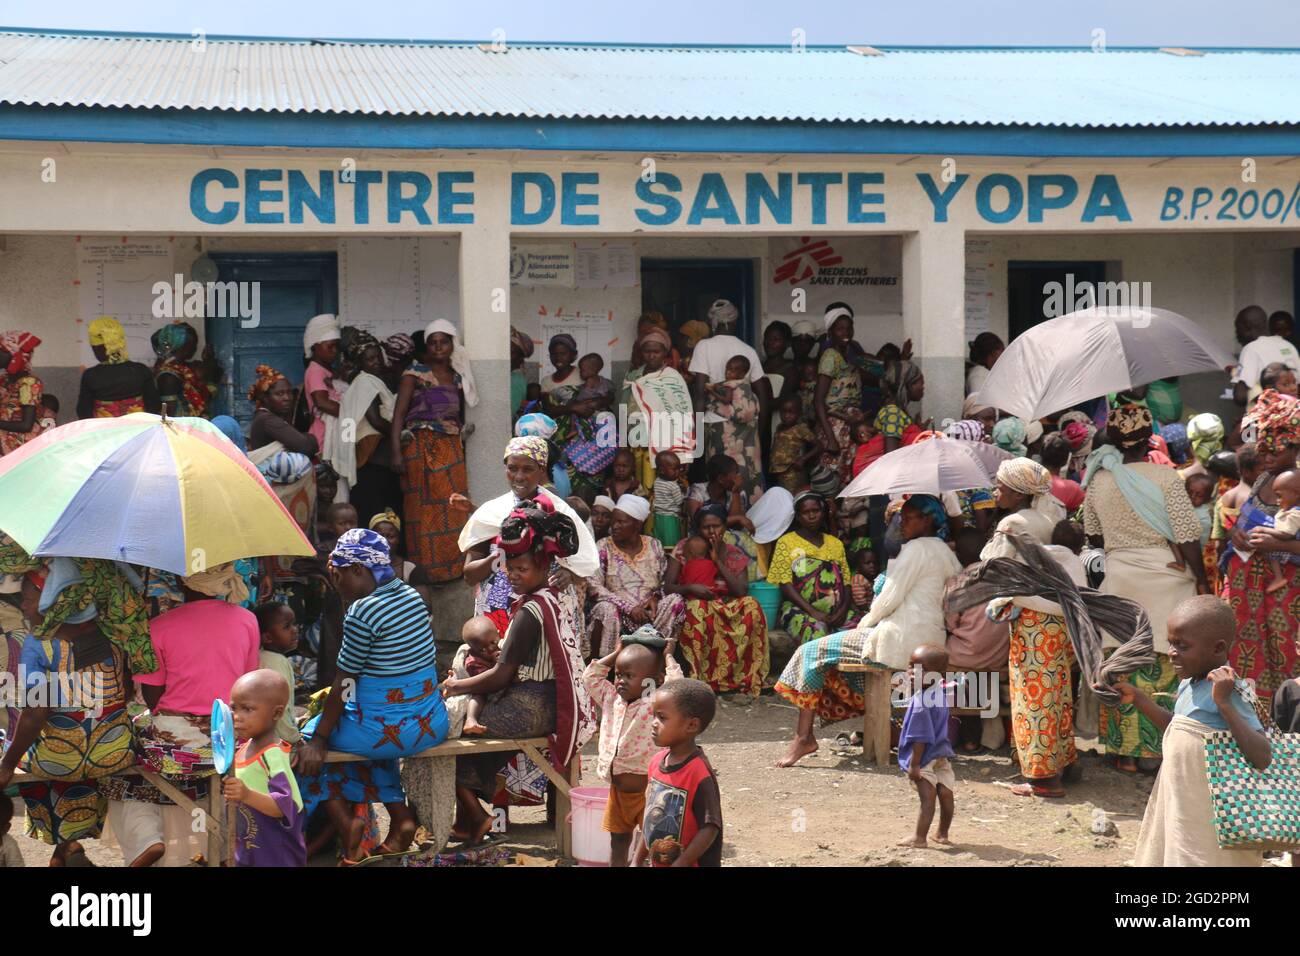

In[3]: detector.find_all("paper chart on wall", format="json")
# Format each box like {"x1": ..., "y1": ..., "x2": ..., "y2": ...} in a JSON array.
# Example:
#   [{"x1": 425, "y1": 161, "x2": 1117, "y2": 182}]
[
  {"x1": 964, "y1": 237, "x2": 993, "y2": 341},
  {"x1": 574, "y1": 242, "x2": 638, "y2": 289},
  {"x1": 75, "y1": 237, "x2": 177, "y2": 366},
  {"x1": 340, "y1": 237, "x2": 461, "y2": 341}
]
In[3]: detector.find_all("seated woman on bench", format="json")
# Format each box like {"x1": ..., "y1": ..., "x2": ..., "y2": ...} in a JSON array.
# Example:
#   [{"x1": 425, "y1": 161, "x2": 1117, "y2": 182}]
[
  {"x1": 774, "y1": 495, "x2": 961, "y2": 767},
  {"x1": 441, "y1": 500, "x2": 596, "y2": 846}
]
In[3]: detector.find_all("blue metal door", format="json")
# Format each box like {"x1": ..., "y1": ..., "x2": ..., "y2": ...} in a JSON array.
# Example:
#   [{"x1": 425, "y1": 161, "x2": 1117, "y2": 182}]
[{"x1": 205, "y1": 254, "x2": 338, "y2": 423}]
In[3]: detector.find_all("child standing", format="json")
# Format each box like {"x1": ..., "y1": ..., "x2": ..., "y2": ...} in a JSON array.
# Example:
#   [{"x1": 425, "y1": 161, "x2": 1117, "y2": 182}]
[
  {"x1": 633, "y1": 678, "x2": 723, "y2": 867},
  {"x1": 1121, "y1": 595, "x2": 1271, "y2": 867},
  {"x1": 897, "y1": 644, "x2": 956, "y2": 848},
  {"x1": 582, "y1": 628, "x2": 682, "y2": 866},
  {"x1": 651, "y1": 451, "x2": 687, "y2": 548},
  {"x1": 254, "y1": 601, "x2": 302, "y2": 745},
  {"x1": 223, "y1": 668, "x2": 307, "y2": 867},
  {"x1": 769, "y1": 396, "x2": 823, "y2": 492},
  {"x1": 796, "y1": 358, "x2": 819, "y2": 424}
]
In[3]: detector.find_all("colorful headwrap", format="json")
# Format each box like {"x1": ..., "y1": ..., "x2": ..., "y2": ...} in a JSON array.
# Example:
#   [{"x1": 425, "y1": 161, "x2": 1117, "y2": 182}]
[
  {"x1": 505, "y1": 435, "x2": 549, "y2": 467},
  {"x1": 247, "y1": 363, "x2": 288, "y2": 402},
  {"x1": 903, "y1": 494, "x2": 949, "y2": 541},
  {"x1": 344, "y1": 328, "x2": 382, "y2": 365},
  {"x1": 496, "y1": 499, "x2": 579, "y2": 560},
  {"x1": 693, "y1": 502, "x2": 730, "y2": 529},
  {"x1": 257, "y1": 450, "x2": 312, "y2": 484},
  {"x1": 1161, "y1": 422, "x2": 1191, "y2": 465},
  {"x1": 996, "y1": 457, "x2": 1053, "y2": 498},
  {"x1": 368, "y1": 509, "x2": 401, "y2": 532},
  {"x1": 707, "y1": 299, "x2": 740, "y2": 330},
  {"x1": 636, "y1": 327, "x2": 672, "y2": 353},
  {"x1": 40, "y1": 558, "x2": 98, "y2": 624},
  {"x1": 1186, "y1": 412, "x2": 1225, "y2": 465},
  {"x1": 88, "y1": 317, "x2": 129, "y2": 364},
  {"x1": 679, "y1": 320, "x2": 711, "y2": 349},
  {"x1": 329, "y1": 527, "x2": 395, "y2": 585},
  {"x1": 151, "y1": 321, "x2": 195, "y2": 361},
  {"x1": 515, "y1": 412, "x2": 558, "y2": 440},
  {"x1": 0, "y1": 330, "x2": 40, "y2": 376},
  {"x1": 510, "y1": 326, "x2": 535, "y2": 359},
  {"x1": 945, "y1": 419, "x2": 985, "y2": 442},
  {"x1": 1250, "y1": 388, "x2": 1300, "y2": 454},
  {"x1": 383, "y1": 333, "x2": 416, "y2": 366},
  {"x1": 548, "y1": 333, "x2": 578, "y2": 355},
  {"x1": 992, "y1": 416, "x2": 1028, "y2": 457},
  {"x1": 1107, "y1": 403, "x2": 1154, "y2": 450},
  {"x1": 182, "y1": 562, "x2": 250, "y2": 605},
  {"x1": 1062, "y1": 420, "x2": 1093, "y2": 451}
]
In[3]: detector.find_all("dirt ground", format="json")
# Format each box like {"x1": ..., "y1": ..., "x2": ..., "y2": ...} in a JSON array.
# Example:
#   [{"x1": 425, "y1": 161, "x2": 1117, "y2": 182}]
[{"x1": 8, "y1": 688, "x2": 1169, "y2": 867}]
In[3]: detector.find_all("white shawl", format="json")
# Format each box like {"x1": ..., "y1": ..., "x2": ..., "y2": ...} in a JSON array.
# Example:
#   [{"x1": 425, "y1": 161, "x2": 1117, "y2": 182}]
[
  {"x1": 331, "y1": 371, "x2": 395, "y2": 486},
  {"x1": 458, "y1": 488, "x2": 599, "y2": 578},
  {"x1": 858, "y1": 536, "x2": 962, "y2": 670}
]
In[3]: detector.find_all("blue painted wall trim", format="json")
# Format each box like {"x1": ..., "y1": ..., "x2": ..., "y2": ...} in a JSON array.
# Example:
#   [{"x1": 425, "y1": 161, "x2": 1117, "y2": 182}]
[{"x1": 3, "y1": 105, "x2": 1300, "y2": 157}]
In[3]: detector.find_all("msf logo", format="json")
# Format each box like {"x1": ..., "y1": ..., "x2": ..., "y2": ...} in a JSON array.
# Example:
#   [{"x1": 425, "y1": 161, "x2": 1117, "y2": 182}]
[{"x1": 50, "y1": 887, "x2": 152, "y2": 937}]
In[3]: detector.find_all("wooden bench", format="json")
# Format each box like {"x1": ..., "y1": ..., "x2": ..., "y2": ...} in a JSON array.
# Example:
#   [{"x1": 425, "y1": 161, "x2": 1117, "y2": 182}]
[
  {"x1": 834, "y1": 662, "x2": 893, "y2": 766},
  {"x1": 14, "y1": 735, "x2": 577, "y2": 865}
]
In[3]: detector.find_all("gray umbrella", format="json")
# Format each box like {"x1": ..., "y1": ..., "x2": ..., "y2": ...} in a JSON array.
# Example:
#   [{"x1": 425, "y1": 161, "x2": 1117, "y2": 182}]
[{"x1": 975, "y1": 306, "x2": 1234, "y2": 421}]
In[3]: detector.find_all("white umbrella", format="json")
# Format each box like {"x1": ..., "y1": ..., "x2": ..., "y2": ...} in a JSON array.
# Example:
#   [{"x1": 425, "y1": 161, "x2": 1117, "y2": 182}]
[
  {"x1": 975, "y1": 306, "x2": 1234, "y2": 422},
  {"x1": 838, "y1": 438, "x2": 1013, "y2": 498}
]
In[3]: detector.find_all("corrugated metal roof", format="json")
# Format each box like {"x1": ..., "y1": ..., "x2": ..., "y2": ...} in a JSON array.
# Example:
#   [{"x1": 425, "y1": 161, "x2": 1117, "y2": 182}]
[{"x1": 1, "y1": 30, "x2": 1299, "y2": 126}]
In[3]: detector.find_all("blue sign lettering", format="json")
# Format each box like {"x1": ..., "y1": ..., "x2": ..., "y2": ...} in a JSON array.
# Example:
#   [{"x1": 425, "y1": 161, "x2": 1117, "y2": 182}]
[
  {"x1": 915, "y1": 173, "x2": 968, "y2": 223},
  {"x1": 688, "y1": 173, "x2": 741, "y2": 225},
  {"x1": 1026, "y1": 174, "x2": 1078, "y2": 223},
  {"x1": 245, "y1": 168, "x2": 285, "y2": 225},
  {"x1": 635, "y1": 173, "x2": 683, "y2": 226},
  {"x1": 438, "y1": 171, "x2": 475, "y2": 224},
  {"x1": 796, "y1": 172, "x2": 842, "y2": 225},
  {"x1": 190, "y1": 168, "x2": 239, "y2": 225},
  {"x1": 351, "y1": 170, "x2": 383, "y2": 225},
  {"x1": 745, "y1": 172, "x2": 792, "y2": 225},
  {"x1": 1080, "y1": 174, "x2": 1132, "y2": 222},
  {"x1": 512, "y1": 172, "x2": 556, "y2": 226},
  {"x1": 288, "y1": 170, "x2": 335, "y2": 224},
  {"x1": 847, "y1": 172, "x2": 886, "y2": 224},
  {"x1": 561, "y1": 172, "x2": 600, "y2": 226}
]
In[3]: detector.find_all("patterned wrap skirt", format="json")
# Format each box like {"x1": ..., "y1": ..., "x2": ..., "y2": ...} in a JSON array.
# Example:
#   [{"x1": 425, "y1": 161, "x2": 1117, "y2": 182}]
[
  {"x1": 774, "y1": 627, "x2": 869, "y2": 726},
  {"x1": 679, "y1": 596, "x2": 769, "y2": 696},
  {"x1": 1007, "y1": 609, "x2": 1076, "y2": 780},
  {"x1": 401, "y1": 428, "x2": 468, "y2": 582}
]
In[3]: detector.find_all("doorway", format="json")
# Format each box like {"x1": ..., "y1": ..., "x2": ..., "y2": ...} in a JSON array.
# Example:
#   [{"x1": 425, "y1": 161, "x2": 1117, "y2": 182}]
[
  {"x1": 641, "y1": 258, "x2": 757, "y2": 346},
  {"x1": 1007, "y1": 260, "x2": 1108, "y2": 340},
  {"x1": 206, "y1": 253, "x2": 339, "y2": 422}
]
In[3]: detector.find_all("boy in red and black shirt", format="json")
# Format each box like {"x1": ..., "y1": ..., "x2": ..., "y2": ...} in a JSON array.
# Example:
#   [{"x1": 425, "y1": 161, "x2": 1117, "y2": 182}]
[{"x1": 632, "y1": 678, "x2": 724, "y2": 867}]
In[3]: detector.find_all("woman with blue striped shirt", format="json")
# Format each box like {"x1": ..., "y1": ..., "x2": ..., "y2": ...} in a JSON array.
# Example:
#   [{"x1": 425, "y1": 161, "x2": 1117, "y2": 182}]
[{"x1": 296, "y1": 528, "x2": 448, "y2": 864}]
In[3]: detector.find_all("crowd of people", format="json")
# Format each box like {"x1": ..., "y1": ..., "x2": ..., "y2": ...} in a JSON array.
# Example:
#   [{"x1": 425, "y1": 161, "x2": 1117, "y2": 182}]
[{"x1": 1, "y1": 298, "x2": 1297, "y2": 868}]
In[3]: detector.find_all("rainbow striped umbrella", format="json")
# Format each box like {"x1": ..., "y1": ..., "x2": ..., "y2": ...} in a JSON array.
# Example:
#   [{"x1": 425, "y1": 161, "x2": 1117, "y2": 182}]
[{"x1": 0, "y1": 413, "x2": 313, "y2": 575}]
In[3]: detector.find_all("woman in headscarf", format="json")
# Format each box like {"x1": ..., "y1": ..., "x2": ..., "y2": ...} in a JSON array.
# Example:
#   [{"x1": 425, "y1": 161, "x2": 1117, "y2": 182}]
[
  {"x1": 295, "y1": 528, "x2": 449, "y2": 862},
  {"x1": 621, "y1": 325, "x2": 695, "y2": 492},
  {"x1": 983, "y1": 457, "x2": 1065, "y2": 560},
  {"x1": 664, "y1": 503, "x2": 770, "y2": 696},
  {"x1": 510, "y1": 326, "x2": 534, "y2": 419},
  {"x1": 101, "y1": 563, "x2": 259, "y2": 866},
  {"x1": 444, "y1": 501, "x2": 594, "y2": 845},
  {"x1": 76, "y1": 317, "x2": 161, "y2": 419},
  {"x1": 151, "y1": 321, "x2": 213, "y2": 417},
  {"x1": 555, "y1": 384, "x2": 618, "y2": 501},
  {"x1": 991, "y1": 416, "x2": 1028, "y2": 458},
  {"x1": 0, "y1": 560, "x2": 135, "y2": 864},
  {"x1": 1057, "y1": 409, "x2": 1096, "y2": 481},
  {"x1": 940, "y1": 420, "x2": 999, "y2": 532},
  {"x1": 0, "y1": 331, "x2": 45, "y2": 455},
  {"x1": 627, "y1": 311, "x2": 682, "y2": 375},
  {"x1": 1181, "y1": 412, "x2": 1224, "y2": 479},
  {"x1": 1221, "y1": 388, "x2": 1300, "y2": 709},
  {"x1": 775, "y1": 495, "x2": 960, "y2": 766},
  {"x1": 585, "y1": 493, "x2": 685, "y2": 656},
  {"x1": 768, "y1": 491, "x2": 863, "y2": 645},
  {"x1": 962, "y1": 394, "x2": 999, "y2": 440},
  {"x1": 814, "y1": 304, "x2": 870, "y2": 484},
  {"x1": 1082, "y1": 404, "x2": 1205, "y2": 773},
  {"x1": 335, "y1": 331, "x2": 400, "y2": 529},
  {"x1": 391, "y1": 320, "x2": 476, "y2": 583},
  {"x1": 541, "y1": 333, "x2": 583, "y2": 418}
]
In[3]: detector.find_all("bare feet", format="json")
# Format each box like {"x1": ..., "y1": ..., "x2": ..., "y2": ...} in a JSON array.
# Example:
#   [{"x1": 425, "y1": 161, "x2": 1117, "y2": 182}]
[
  {"x1": 1114, "y1": 756, "x2": 1138, "y2": 774},
  {"x1": 1166, "y1": 559, "x2": 1187, "y2": 572},
  {"x1": 1010, "y1": 782, "x2": 1065, "y2": 798},
  {"x1": 932, "y1": 834, "x2": 952, "y2": 846},
  {"x1": 897, "y1": 836, "x2": 928, "y2": 848},
  {"x1": 461, "y1": 721, "x2": 489, "y2": 736},
  {"x1": 776, "y1": 736, "x2": 819, "y2": 768}
]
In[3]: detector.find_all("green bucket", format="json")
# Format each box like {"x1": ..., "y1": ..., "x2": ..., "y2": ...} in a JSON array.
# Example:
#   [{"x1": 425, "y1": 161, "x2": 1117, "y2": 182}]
[{"x1": 749, "y1": 580, "x2": 781, "y2": 630}]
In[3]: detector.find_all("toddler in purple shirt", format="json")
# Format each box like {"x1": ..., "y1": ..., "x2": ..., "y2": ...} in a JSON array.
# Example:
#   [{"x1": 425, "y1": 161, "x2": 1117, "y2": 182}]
[{"x1": 897, "y1": 644, "x2": 956, "y2": 849}]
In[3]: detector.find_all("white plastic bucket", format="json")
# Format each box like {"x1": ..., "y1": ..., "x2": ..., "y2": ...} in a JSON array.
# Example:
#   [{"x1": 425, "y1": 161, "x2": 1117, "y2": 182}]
[{"x1": 566, "y1": 786, "x2": 612, "y2": 866}]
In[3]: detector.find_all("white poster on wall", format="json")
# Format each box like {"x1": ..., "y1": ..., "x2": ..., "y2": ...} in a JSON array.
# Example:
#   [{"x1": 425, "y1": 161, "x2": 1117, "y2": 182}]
[
  {"x1": 964, "y1": 238, "x2": 993, "y2": 342},
  {"x1": 767, "y1": 236, "x2": 902, "y2": 325},
  {"x1": 340, "y1": 237, "x2": 460, "y2": 340},
  {"x1": 574, "y1": 241, "x2": 638, "y2": 289},
  {"x1": 510, "y1": 243, "x2": 574, "y2": 287},
  {"x1": 75, "y1": 237, "x2": 177, "y2": 365}
]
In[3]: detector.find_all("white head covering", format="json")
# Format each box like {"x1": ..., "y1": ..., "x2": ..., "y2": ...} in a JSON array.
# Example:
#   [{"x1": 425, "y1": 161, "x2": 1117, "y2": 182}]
[
  {"x1": 592, "y1": 495, "x2": 616, "y2": 512},
  {"x1": 792, "y1": 319, "x2": 818, "y2": 338},
  {"x1": 1025, "y1": 420, "x2": 1045, "y2": 446},
  {"x1": 746, "y1": 486, "x2": 795, "y2": 544},
  {"x1": 424, "y1": 319, "x2": 479, "y2": 408},
  {"x1": 823, "y1": 303, "x2": 854, "y2": 331},
  {"x1": 614, "y1": 493, "x2": 651, "y2": 523},
  {"x1": 707, "y1": 299, "x2": 739, "y2": 330},
  {"x1": 303, "y1": 313, "x2": 341, "y2": 357}
]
